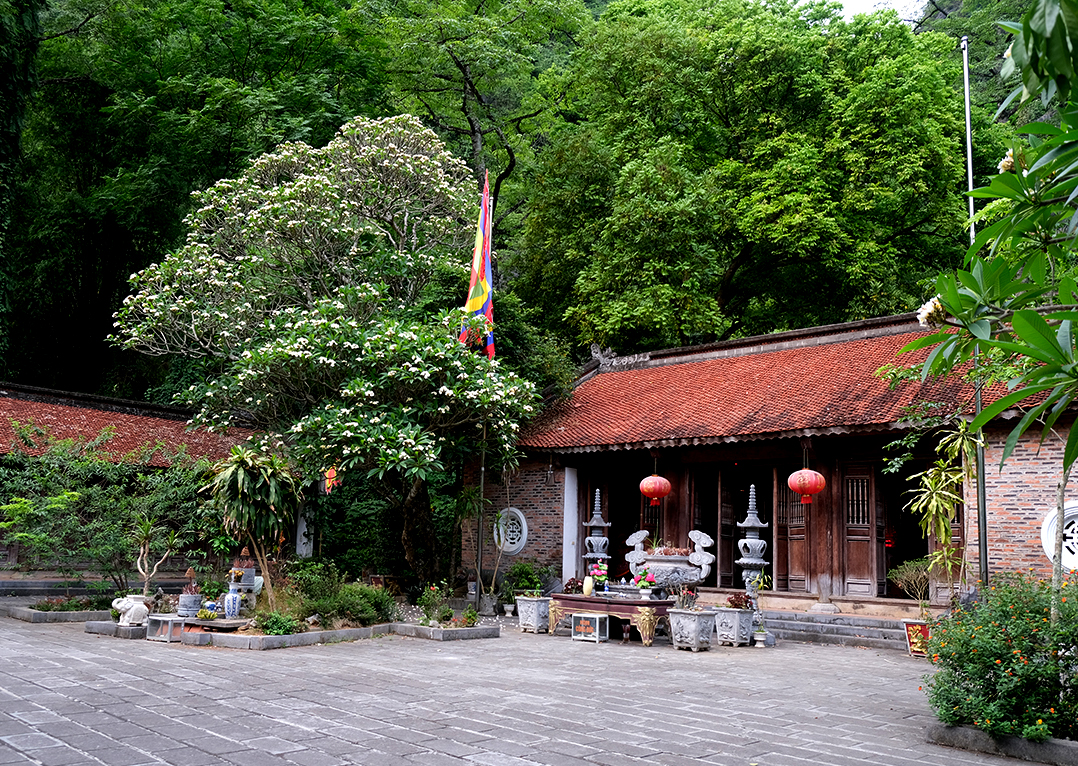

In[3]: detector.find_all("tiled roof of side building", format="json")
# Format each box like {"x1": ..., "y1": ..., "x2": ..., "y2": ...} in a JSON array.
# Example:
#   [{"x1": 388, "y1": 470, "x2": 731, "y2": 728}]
[
  {"x1": 521, "y1": 314, "x2": 998, "y2": 453},
  {"x1": 0, "y1": 383, "x2": 251, "y2": 466}
]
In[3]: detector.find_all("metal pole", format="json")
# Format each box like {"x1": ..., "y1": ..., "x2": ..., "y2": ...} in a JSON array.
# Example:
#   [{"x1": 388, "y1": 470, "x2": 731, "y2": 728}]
[
  {"x1": 962, "y1": 36, "x2": 976, "y2": 241},
  {"x1": 476, "y1": 426, "x2": 486, "y2": 606},
  {"x1": 962, "y1": 35, "x2": 990, "y2": 588}
]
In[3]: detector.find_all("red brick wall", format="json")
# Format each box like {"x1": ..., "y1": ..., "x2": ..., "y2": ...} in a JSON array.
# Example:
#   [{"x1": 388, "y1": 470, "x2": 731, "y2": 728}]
[
  {"x1": 461, "y1": 458, "x2": 565, "y2": 582},
  {"x1": 965, "y1": 423, "x2": 1073, "y2": 580}
]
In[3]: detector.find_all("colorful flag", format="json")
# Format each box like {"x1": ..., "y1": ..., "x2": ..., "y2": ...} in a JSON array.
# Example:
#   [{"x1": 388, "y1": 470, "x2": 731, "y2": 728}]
[{"x1": 459, "y1": 170, "x2": 494, "y2": 359}]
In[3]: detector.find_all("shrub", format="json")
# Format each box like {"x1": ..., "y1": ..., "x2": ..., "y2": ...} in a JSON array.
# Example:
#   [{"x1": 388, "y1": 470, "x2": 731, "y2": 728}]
[
  {"x1": 726, "y1": 593, "x2": 752, "y2": 610},
  {"x1": 31, "y1": 595, "x2": 112, "y2": 611},
  {"x1": 257, "y1": 611, "x2": 304, "y2": 635},
  {"x1": 924, "y1": 572, "x2": 1078, "y2": 742},
  {"x1": 305, "y1": 583, "x2": 397, "y2": 626},
  {"x1": 417, "y1": 580, "x2": 453, "y2": 625},
  {"x1": 288, "y1": 560, "x2": 348, "y2": 601}
]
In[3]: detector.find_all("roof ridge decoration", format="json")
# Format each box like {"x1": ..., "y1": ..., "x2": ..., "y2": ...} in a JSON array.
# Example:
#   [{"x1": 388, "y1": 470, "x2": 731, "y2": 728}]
[{"x1": 589, "y1": 344, "x2": 651, "y2": 373}]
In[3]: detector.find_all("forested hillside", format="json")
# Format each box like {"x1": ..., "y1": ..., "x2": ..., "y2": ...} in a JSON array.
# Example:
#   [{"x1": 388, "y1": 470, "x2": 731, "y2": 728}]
[{"x1": 0, "y1": 0, "x2": 1028, "y2": 398}]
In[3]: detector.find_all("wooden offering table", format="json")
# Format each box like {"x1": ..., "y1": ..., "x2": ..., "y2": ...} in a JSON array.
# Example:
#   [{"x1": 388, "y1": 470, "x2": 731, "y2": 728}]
[{"x1": 549, "y1": 594, "x2": 674, "y2": 646}]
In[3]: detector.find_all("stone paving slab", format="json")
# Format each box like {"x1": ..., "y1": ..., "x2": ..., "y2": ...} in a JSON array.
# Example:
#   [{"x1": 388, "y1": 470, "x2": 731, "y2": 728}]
[{"x1": 0, "y1": 605, "x2": 1033, "y2": 766}]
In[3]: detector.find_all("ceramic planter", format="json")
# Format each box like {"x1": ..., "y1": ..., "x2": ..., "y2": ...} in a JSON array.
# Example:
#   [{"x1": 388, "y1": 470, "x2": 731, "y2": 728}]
[
  {"x1": 669, "y1": 608, "x2": 717, "y2": 652},
  {"x1": 177, "y1": 594, "x2": 202, "y2": 617},
  {"x1": 714, "y1": 607, "x2": 754, "y2": 647},
  {"x1": 516, "y1": 596, "x2": 551, "y2": 634}
]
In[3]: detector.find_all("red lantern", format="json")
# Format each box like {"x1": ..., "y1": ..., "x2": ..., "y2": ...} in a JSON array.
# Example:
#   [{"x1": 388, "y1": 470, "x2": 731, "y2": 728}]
[
  {"x1": 787, "y1": 469, "x2": 825, "y2": 504},
  {"x1": 640, "y1": 474, "x2": 672, "y2": 506}
]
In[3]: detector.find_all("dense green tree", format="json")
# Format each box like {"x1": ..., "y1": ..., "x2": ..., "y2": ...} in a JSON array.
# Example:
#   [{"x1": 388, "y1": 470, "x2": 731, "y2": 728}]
[
  {"x1": 377, "y1": 0, "x2": 590, "y2": 212},
  {"x1": 510, "y1": 0, "x2": 1001, "y2": 353},
  {"x1": 0, "y1": 0, "x2": 43, "y2": 372},
  {"x1": 5, "y1": 0, "x2": 386, "y2": 397}
]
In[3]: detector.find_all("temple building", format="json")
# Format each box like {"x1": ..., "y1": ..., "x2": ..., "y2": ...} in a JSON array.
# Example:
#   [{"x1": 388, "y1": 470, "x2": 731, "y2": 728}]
[{"x1": 463, "y1": 314, "x2": 1076, "y2": 611}]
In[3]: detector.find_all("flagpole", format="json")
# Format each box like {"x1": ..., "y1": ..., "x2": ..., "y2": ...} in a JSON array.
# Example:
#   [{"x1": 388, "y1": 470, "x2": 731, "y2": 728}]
[{"x1": 962, "y1": 34, "x2": 990, "y2": 589}]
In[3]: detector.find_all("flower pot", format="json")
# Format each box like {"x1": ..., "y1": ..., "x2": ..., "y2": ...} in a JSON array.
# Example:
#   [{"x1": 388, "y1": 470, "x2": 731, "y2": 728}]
[
  {"x1": 503, "y1": 603, "x2": 515, "y2": 616},
  {"x1": 516, "y1": 596, "x2": 551, "y2": 634},
  {"x1": 669, "y1": 608, "x2": 717, "y2": 652},
  {"x1": 638, "y1": 588, "x2": 652, "y2": 600},
  {"x1": 177, "y1": 594, "x2": 202, "y2": 617},
  {"x1": 715, "y1": 607, "x2": 754, "y2": 647},
  {"x1": 902, "y1": 619, "x2": 930, "y2": 657}
]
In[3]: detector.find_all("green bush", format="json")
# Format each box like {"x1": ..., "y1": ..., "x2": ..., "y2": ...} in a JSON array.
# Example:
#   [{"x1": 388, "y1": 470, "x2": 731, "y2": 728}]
[
  {"x1": 256, "y1": 611, "x2": 304, "y2": 635},
  {"x1": 305, "y1": 583, "x2": 397, "y2": 626},
  {"x1": 287, "y1": 560, "x2": 348, "y2": 601},
  {"x1": 417, "y1": 579, "x2": 453, "y2": 625},
  {"x1": 925, "y1": 572, "x2": 1078, "y2": 742},
  {"x1": 31, "y1": 595, "x2": 114, "y2": 611}
]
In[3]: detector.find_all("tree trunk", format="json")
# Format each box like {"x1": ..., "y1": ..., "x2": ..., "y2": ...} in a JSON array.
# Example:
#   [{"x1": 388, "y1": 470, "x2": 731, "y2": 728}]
[
  {"x1": 248, "y1": 532, "x2": 276, "y2": 611},
  {"x1": 1051, "y1": 465, "x2": 1072, "y2": 625},
  {"x1": 399, "y1": 476, "x2": 440, "y2": 583}
]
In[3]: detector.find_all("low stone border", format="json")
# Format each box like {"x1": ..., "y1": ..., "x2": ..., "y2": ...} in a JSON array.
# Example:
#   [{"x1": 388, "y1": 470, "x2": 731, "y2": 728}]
[
  {"x1": 85, "y1": 620, "x2": 500, "y2": 649},
  {"x1": 391, "y1": 623, "x2": 500, "y2": 641},
  {"x1": 927, "y1": 723, "x2": 1078, "y2": 765},
  {"x1": 84, "y1": 621, "x2": 146, "y2": 640},
  {"x1": 9, "y1": 607, "x2": 113, "y2": 623}
]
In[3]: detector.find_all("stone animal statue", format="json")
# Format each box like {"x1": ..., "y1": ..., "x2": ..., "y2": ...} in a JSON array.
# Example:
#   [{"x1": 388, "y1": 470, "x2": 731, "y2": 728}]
[{"x1": 112, "y1": 596, "x2": 150, "y2": 626}]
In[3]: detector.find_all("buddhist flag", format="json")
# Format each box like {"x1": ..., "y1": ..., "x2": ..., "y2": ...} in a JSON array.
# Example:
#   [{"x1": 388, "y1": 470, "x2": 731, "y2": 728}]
[{"x1": 459, "y1": 170, "x2": 494, "y2": 359}]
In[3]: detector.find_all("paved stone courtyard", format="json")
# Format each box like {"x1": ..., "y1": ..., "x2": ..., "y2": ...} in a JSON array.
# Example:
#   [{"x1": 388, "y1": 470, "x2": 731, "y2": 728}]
[{"x1": 0, "y1": 611, "x2": 1020, "y2": 766}]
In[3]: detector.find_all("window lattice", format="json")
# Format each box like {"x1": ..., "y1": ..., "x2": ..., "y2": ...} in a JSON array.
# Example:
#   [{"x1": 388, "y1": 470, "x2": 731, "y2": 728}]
[{"x1": 846, "y1": 477, "x2": 870, "y2": 526}]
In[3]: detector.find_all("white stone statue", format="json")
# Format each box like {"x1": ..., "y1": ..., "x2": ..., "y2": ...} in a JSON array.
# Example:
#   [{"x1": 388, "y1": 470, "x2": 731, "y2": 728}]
[{"x1": 112, "y1": 596, "x2": 150, "y2": 626}]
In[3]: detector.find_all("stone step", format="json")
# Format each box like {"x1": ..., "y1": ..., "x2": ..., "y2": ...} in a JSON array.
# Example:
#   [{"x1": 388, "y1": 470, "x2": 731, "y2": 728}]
[{"x1": 761, "y1": 610, "x2": 909, "y2": 652}]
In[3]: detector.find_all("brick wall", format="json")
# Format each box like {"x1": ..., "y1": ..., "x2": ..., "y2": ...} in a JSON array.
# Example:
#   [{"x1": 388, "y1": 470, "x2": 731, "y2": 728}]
[
  {"x1": 461, "y1": 458, "x2": 565, "y2": 582},
  {"x1": 965, "y1": 423, "x2": 1074, "y2": 580}
]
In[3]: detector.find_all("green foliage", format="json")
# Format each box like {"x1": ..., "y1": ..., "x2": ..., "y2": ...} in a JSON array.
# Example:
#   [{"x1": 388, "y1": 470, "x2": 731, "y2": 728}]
[
  {"x1": 502, "y1": 560, "x2": 548, "y2": 595},
  {"x1": 378, "y1": 0, "x2": 589, "y2": 206},
  {"x1": 0, "y1": 425, "x2": 212, "y2": 589},
  {"x1": 196, "y1": 607, "x2": 216, "y2": 619},
  {"x1": 256, "y1": 611, "x2": 305, "y2": 635},
  {"x1": 31, "y1": 594, "x2": 114, "y2": 611},
  {"x1": 888, "y1": 557, "x2": 931, "y2": 617},
  {"x1": 303, "y1": 582, "x2": 398, "y2": 625},
  {"x1": 417, "y1": 579, "x2": 454, "y2": 624},
  {"x1": 287, "y1": 559, "x2": 349, "y2": 602},
  {"x1": 4, "y1": 0, "x2": 387, "y2": 395},
  {"x1": 924, "y1": 572, "x2": 1078, "y2": 741},
  {"x1": 511, "y1": 0, "x2": 971, "y2": 352},
  {"x1": 202, "y1": 445, "x2": 301, "y2": 609}
]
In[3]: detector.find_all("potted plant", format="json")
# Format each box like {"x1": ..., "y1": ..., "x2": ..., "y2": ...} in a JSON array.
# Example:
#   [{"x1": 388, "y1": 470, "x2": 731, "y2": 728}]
[
  {"x1": 178, "y1": 568, "x2": 202, "y2": 617},
  {"x1": 632, "y1": 566, "x2": 656, "y2": 598},
  {"x1": 715, "y1": 592, "x2": 754, "y2": 646},
  {"x1": 232, "y1": 549, "x2": 257, "y2": 586},
  {"x1": 889, "y1": 557, "x2": 931, "y2": 656},
  {"x1": 587, "y1": 561, "x2": 609, "y2": 594},
  {"x1": 516, "y1": 589, "x2": 551, "y2": 634},
  {"x1": 668, "y1": 587, "x2": 717, "y2": 652}
]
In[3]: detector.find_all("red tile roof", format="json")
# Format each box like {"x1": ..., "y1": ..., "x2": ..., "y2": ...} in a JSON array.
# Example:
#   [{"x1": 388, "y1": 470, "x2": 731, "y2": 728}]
[
  {"x1": 0, "y1": 384, "x2": 250, "y2": 466},
  {"x1": 522, "y1": 317, "x2": 987, "y2": 452}
]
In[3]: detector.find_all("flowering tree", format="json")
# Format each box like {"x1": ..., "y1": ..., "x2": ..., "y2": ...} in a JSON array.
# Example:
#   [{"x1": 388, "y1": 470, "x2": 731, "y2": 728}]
[
  {"x1": 906, "y1": 0, "x2": 1078, "y2": 622},
  {"x1": 113, "y1": 115, "x2": 537, "y2": 579}
]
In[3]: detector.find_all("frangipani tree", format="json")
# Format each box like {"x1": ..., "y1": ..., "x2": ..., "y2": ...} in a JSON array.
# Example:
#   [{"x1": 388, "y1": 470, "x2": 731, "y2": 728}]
[
  {"x1": 906, "y1": 0, "x2": 1078, "y2": 623},
  {"x1": 113, "y1": 115, "x2": 537, "y2": 580}
]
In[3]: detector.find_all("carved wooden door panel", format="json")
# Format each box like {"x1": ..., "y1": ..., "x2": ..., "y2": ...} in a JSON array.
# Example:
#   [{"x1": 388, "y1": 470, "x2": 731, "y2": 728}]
[
  {"x1": 718, "y1": 471, "x2": 736, "y2": 588},
  {"x1": 842, "y1": 463, "x2": 880, "y2": 597},
  {"x1": 774, "y1": 467, "x2": 808, "y2": 592}
]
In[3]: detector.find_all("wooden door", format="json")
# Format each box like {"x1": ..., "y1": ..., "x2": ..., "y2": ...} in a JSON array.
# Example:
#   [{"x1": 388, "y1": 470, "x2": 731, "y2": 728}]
[
  {"x1": 717, "y1": 470, "x2": 736, "y2": 587},
  {"x1": 773, "y1": 467, "x2": 808, "y2": 592},
  {"x1": 841, "y1": 463, "x2": 884, "y2": 597}
]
